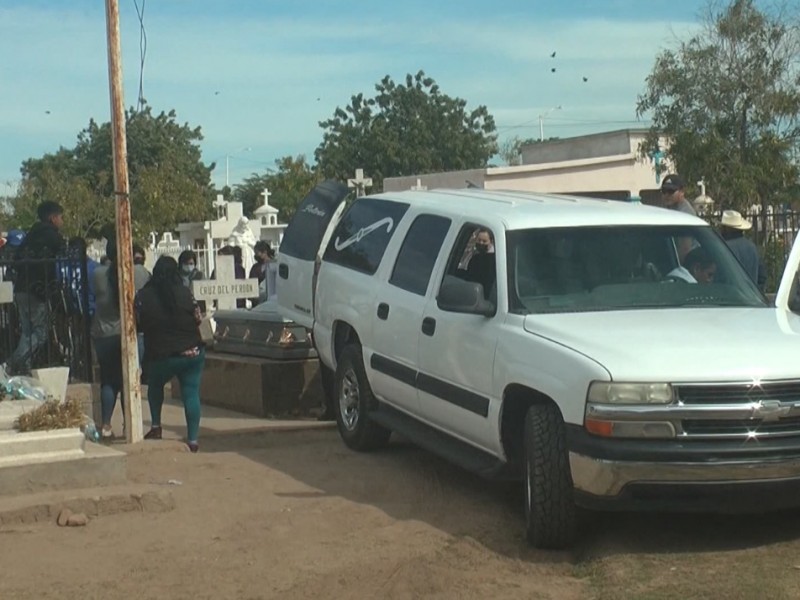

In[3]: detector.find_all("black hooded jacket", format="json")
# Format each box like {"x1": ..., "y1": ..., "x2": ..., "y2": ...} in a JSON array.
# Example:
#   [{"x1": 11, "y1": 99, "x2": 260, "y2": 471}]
[{"x1": 13, "y1": 221, "x2": 65, "y2": 300}]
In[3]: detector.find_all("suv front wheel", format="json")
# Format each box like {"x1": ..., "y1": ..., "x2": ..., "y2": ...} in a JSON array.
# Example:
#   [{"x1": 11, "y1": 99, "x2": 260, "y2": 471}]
[
  {"x1": 334, "y1": 344, "x2": 392, "y2": 451},
  {"x1": 523, "y1": 402, "x2": 577, "y2": 549}
]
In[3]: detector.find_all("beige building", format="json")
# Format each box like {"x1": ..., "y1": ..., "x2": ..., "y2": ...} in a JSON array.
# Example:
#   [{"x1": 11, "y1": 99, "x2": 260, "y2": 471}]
[{"x1": 383, "y1": 129, "x2": 673, "y2": 204}]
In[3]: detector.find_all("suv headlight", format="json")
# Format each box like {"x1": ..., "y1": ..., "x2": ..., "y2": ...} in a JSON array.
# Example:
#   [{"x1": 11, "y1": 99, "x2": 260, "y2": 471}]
[{"x1": 587, "y1": 382, "x2": 673, "y2": 405}]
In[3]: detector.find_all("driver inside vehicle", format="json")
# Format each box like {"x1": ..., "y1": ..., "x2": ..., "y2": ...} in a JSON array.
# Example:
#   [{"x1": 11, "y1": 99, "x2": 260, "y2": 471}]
[
  {"x1": 684, "y1": 246, "x2": 717, "y2": 283},
  {"x1": 667, "y1": 246, "x2": 717, "y2": 284}
]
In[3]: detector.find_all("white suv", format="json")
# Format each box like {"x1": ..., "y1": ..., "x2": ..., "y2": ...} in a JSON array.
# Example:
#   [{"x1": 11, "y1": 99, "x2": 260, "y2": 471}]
[{"x1": 277, "y1": 182, "x2": 800, "y2": 549}]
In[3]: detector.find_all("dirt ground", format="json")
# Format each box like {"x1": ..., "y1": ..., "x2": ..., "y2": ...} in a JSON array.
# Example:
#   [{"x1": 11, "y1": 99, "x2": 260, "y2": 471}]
[{"x1": 2, "y1": 428, "x2": 800, "y2": 600}]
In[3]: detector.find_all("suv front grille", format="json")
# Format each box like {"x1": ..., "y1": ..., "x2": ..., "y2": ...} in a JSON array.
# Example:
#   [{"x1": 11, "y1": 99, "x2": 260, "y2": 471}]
[
  {"x1": 676, "y1": 382, "x2": 800, "y2": 405},
  {"x1": 674, "y1": 382, "x2": 800, "y2": 441}
]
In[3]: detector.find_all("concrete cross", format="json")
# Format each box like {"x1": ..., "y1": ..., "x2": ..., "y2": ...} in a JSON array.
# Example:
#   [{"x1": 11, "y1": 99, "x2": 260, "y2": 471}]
[
  {"x1": 261, "y1": 188, "x2": 271, "y2": 206},
  {"x1": 213, "y1": 193, "x2": 228, "y2": 220},
  {"x1": 192, "y1": 254, "x2": 258, "y2": 311},
  {"x1": 347, "y1": 168, "x2": 373, "y2": 197},
  {"x1": 411, "y1": 178, "x2": 427, "y2": 191}
]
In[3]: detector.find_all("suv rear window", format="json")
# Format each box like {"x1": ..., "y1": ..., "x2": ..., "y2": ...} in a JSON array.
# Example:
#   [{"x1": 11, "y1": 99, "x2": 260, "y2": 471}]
[{"x1": 323, "y1": 198, "x2": 409, "y2": 275}]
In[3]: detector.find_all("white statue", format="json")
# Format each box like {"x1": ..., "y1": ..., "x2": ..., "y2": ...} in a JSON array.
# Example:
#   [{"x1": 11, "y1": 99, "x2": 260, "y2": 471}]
[{"x1": 228, "y1": 216, "x2": 257, "y2": 275}]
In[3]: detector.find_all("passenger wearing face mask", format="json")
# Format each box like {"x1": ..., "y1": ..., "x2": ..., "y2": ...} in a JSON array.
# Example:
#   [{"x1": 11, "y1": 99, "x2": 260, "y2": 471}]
[
  {"x1": 463, "y1": 227, "x2": 496, "y2": 300},
  {"x1": 178, "y1": 250, "x2": 205, "y2": 288}
]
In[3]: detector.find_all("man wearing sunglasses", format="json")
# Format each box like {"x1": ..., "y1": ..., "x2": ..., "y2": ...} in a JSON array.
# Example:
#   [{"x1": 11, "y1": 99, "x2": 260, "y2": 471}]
[{"x1": 660, "y1": 173, "x2": 696, "y2": 216}]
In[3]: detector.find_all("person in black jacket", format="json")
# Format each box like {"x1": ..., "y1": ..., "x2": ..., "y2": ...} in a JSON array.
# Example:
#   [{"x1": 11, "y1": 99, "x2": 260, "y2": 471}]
[
  {"x1": 7, "y1": 201, "x2": 65, "y2": 374},
  {"x1": 136, "y1": 256, "x2": 205, "y2": 452}
]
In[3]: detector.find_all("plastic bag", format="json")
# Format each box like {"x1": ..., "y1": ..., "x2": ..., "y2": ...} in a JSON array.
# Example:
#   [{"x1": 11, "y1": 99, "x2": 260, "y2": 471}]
[
  {"x1": 82, "y1": 418, "x2": 100, "y2": 443},
  {"x1": 5, "y1": 376, "x2": 48, "y2": 401}
]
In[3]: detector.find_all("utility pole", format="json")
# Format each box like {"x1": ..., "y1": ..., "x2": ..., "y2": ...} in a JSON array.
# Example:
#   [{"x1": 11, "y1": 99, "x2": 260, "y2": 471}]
[
  {"x1": 538, "y1": 105, "x2": 562, "y2": 142},
  {"x1": 105, "y1": 0, "x2": 143, "y2": 443}
]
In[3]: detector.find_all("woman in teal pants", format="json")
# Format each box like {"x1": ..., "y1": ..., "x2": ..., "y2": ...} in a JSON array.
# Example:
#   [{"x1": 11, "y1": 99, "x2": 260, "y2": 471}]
[{"x1": 136, "y1": 256, "x2": 205, "y2": 452}]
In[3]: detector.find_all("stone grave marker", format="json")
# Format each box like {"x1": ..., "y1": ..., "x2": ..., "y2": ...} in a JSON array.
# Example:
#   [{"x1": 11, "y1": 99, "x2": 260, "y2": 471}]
[{"x1": 192, "y1": 254, "x2": 258, "y2": 311}]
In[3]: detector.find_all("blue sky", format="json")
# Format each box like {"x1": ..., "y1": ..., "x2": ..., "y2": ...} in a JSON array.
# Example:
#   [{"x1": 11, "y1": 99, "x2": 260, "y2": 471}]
[{"x1": 0, "y1": 0, "x2": 703, "y2": 196}]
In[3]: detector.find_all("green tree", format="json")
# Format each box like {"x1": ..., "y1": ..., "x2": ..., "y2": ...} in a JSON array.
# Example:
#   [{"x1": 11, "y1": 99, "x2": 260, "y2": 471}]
[
  {"x1": 637, "y1": 0, "x2": 800, "y2": 210},
  {"x1": 499, "y1": 137, "x2": 523, "y2": 166},
  {"x1": 315, "y1": 71, "x2": 497, "y2": 191},
  {"x1": 8, "y1": 104, "x2": 214, "y2": 240},
  {"x1": 234, "y1": 155, "x2": 321, "y2": 221}
]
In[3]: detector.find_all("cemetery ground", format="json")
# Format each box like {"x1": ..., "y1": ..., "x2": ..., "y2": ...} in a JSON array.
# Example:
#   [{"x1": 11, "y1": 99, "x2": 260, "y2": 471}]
[{"x1": 1, "y1": 400, "x2": 800, "y2": 599}]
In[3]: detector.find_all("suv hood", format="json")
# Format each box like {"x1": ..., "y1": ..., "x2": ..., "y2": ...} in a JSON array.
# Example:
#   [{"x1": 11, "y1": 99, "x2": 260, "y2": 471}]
[{"x1": 523, "y1": 308, "x2": 800, "y2": 382}]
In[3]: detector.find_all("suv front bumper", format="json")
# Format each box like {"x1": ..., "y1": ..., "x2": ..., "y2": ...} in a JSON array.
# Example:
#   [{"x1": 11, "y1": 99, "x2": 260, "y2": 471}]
[{"x1": 567, "y1": 425, "x2": 800, "y2": 511}]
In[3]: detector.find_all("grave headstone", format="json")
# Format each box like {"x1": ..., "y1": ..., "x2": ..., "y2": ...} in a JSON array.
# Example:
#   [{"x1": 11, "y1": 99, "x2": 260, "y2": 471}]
[{"x1": 192, "y1": 254, "x2": 258, "y2": 311}]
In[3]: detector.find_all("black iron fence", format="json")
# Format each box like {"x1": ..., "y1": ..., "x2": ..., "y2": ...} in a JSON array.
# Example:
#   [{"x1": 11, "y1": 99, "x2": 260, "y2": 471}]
[
  {"x1": 705, "y1": 207, "x2": 800, "y2": 293},
  {"x1": 0, "y1": 242, "x2": 93, "y2": 382}
]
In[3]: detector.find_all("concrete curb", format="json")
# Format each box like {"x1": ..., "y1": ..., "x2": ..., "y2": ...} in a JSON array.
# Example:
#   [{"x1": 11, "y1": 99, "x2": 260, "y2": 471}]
[{"x1": 0, "y1": 485, "x2": 175, "y2": 527}]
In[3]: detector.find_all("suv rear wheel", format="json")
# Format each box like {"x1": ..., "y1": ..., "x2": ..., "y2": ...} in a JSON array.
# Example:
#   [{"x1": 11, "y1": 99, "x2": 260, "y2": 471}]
[
  {"x1": 523, "y1": 402, "x2": 577, "y2": 549},
  {"x1": 334, "y1": 344, "x2": 391, "y2": 451}
]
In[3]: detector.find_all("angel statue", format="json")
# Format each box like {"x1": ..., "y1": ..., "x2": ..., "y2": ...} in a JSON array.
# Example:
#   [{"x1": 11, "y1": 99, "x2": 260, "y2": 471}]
[{"x1": 228, "y1": 216, "x2": 257, "y2": 274}]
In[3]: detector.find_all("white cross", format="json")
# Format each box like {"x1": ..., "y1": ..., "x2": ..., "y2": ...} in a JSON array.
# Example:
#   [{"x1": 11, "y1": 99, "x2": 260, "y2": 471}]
[
  {"x1": 411, "y1": 178, "x2": 427, "y2": 191},
  {"x1": 347, "y1": 168, "x2": 373, "y2": 197},
  {"x1": 213, "y1": 193, "x2": 228, "y2": 219},
  {"x1": 261, "y1": 188, "x2": 271, "y2": 206},
  {"x1": 192, "y1": 255, "x2": 258, "y2": 311}
]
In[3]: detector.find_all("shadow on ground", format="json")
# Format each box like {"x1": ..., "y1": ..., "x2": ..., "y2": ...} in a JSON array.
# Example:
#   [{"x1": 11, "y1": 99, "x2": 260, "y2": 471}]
[{"x1": 178, "y1": 426, "x2": 800, "y2": 562}]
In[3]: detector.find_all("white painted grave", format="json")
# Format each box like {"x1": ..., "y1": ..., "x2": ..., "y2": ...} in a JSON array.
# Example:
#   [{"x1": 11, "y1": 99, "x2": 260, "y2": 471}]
[{"x1": 192, "y1": 255, "x2": 258, "y2": 311}]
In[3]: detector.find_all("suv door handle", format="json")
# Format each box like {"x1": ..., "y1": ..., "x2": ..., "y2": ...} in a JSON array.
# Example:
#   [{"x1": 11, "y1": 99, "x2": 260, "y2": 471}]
[
  {"x1": 377, "y1": 303, "x2": 390, "y2": 320},
  {"x1": 278, "y1": 263, "x2": 289, "y2": 279},
  {"x1": 421, "y1": 317, "x2": 436, "y2": 336}
]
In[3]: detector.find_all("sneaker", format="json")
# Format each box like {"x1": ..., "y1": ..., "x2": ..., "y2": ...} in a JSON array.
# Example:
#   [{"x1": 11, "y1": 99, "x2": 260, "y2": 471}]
[
  {"x1": 101, "y1": 425, "x2": 114, "y2": 440},
  {"x1": 144, "y1": 426, "x2": 163, "y2": 440},
  {"x1": 187, "y1": 441, "x2": 199, "y2": 453}
]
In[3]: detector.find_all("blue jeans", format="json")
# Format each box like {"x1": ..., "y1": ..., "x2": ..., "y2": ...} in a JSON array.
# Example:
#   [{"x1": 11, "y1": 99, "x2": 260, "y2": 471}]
[{"x1": 10, "y1": 292, "x2": 48, "y2": 374}]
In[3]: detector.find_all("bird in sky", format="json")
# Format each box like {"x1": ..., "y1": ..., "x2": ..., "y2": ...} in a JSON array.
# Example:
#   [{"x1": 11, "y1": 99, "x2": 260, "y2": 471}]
[
  {"x1": 45, "y1": 110, "x2": 51, "y2": 114},
  {"x1": 214, "y1": 91, "x2": 220, "y2": 95},
  {"x1": 582, "y1": 77, "x2": 588, "y2": 82},
  {"x1": 550, "y1": 51, "x2": 556, "y2": 58},
  {"x1": 551, "y1": 68, "x2": 556, "y2": 73}
]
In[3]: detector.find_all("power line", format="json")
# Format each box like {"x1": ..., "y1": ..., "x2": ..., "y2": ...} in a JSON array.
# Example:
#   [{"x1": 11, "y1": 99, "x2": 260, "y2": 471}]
[{"x1": 497, "y1": 118, "x2": 650, "y2": 131}]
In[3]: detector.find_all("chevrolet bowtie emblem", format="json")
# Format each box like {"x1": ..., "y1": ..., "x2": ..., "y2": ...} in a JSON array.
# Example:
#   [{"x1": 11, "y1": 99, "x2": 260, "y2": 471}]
[{"x1": 752, "y1": 400, "x2": 792, "y2": 422}]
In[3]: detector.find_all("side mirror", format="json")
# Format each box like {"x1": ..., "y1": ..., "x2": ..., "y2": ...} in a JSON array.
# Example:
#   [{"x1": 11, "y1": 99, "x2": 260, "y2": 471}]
[{"x1": 437, "y1": 275, "x2": 496, "y2": 317}]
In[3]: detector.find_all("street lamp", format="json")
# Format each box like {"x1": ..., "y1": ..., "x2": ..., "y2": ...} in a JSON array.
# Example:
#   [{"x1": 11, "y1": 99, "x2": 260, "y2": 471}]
[
  {"x1": 538, "y1": 105, "x2": 562, "y2": 142},
  {"x1": 225, "y1": 146, "x2": 252, "y2": 188}
]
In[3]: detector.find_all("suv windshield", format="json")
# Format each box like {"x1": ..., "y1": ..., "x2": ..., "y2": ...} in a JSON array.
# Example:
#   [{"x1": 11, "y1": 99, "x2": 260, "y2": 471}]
[{"x1": 507, "y1": 225, "x2": 766, "y2": 314}]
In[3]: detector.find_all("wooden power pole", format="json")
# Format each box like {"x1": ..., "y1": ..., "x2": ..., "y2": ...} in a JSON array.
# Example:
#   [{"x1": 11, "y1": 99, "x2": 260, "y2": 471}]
[{"x1": 105, "y1": 0, "x2": 143, "y2": 443}]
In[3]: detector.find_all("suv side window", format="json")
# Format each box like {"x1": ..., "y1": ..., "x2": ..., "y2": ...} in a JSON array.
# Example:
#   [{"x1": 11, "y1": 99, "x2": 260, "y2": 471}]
[
  {"x1": 389, "y1": 214, "x2": 452, "y2": 296},
  {"x1": 443, "y1": 224, "x2": 497, "y2": 302},
  {"x1": 323, "y1": 198, "x2": 409, "y2": 275}
]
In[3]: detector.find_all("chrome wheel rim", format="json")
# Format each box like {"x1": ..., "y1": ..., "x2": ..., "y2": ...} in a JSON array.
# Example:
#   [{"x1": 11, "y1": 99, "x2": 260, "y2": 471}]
[{"x1": 339, "y1": 368, "x2": 360, "y2": 431}]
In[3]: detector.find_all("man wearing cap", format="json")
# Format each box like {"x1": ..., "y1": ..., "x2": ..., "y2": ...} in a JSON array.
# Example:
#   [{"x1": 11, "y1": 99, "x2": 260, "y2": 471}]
[
  {"x1": 661, "y1": 174, "x2": 697, "y2": 216},
  {"x1": 720, "y1": 209, "x2": 766, "y2": 291}
]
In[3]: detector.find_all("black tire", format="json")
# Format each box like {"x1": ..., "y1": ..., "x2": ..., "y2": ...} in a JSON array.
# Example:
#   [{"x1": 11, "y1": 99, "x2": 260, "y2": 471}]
[
  {"x1": 334, "y1": 344, "x2": 391, "y2": 451},
  {"x1": 523, "y1": 402, "x2": 577, "y2": 549}
]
